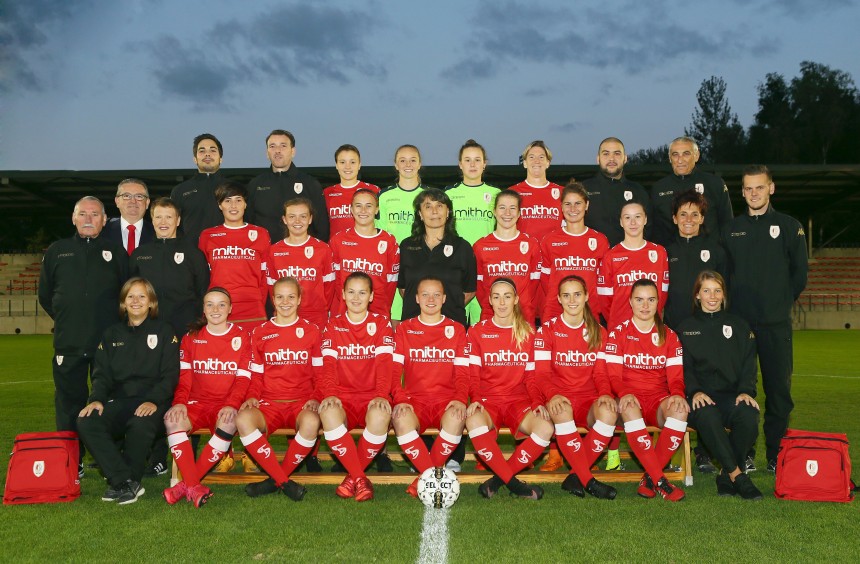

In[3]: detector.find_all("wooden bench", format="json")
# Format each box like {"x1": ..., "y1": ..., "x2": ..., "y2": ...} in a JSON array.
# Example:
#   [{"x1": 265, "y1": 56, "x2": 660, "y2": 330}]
[{"x1": 173, "y1": 427, "x2": 693, "y2": 487}]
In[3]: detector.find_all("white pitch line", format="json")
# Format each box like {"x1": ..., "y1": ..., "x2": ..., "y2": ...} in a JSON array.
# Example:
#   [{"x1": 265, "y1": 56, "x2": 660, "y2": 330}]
[
  {"x1": 0, "y1": 379, "x2": 53, "y2": 386},
  {"x1": 796, "y1": 373, "x2": 860, "y2": 380},
  {"x1": 416, "y1": 507, "x2": 449, "y2": 564}
]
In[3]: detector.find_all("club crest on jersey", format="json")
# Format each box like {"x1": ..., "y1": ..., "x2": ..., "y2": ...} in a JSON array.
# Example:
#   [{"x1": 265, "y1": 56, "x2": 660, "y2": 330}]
[
  {"x1": 378, "y1": 240, "x2": 387, "y2": 254},
  {"x1": 102, "y1": 250, "x2": 112, "y2": 262},
  {"x1": 174, "y1": 252, "x2": 184, "y2": 264},
  {"x1": 367, "y1": 322, "x2": 377, "y2": 336},
  {"x1": 294, "y1": 182, "x2": 303, "y2": 194},
  {"x1": 588, "y1": 237, "x2": 597, "y2": 251},
  {"x1": 648, "y1": 250, "x2": 658, "y2": 263},
  {"x1": 443, "y1": 245, "x2": 453, "y2": 257},
  {"x1": 700, "y1": 250, "x2": 710, "y2": 262},
  {"x1": 652, "y1": 333, "x2": 660, "y2": 346},
  {"x1": 231, "y1": 336, "x2": 242, "y2": 351},
  {"x1": 147, "y1": 335, "x2": 158, "y2": 349},
  {"x1": 695, "y1": 183, "x2": 704, "y2": 194},
  {"x1": 296, "y1": 327, "x2": 304, "y2": 339},
  {"x1": 551, "y1": 188, "x2": 560, "y2": 199},
  {"x1": 445, "y1": 325, "x2": 454, "y2": 339},
  {"x1": 305, "y1": 246, "x2": 314, "y2": 259},
  {"x1": 770, "y1": 225, "x2": 780, "y2": 239},
  {"x1": 484, "y1": 192, "x2": 492, "y2": 204},
  {"x1": 806, "y1": 459, "x2": 818, "y2": 477},
  {"x1": 56, "y1": 355, "x2": 64, "y2": 366},
  {"x1": 248, "y1": 230, "x2": 258, "y2": 242},
  {"x1": 723, "y1": 325, "x2": 733, "y2": 339},
  {"x1": 582, "y1": 327, "x2": 589, "y2": 340},
  {"x1": 520, "y1": 241, "x2": 529, "y2": 254},
  {"x1": 33, "y1": 461, "x2": 44, "y2": 478},
  {"x1": 624, "y1": 190, "x2": 632, "y2": 201}
]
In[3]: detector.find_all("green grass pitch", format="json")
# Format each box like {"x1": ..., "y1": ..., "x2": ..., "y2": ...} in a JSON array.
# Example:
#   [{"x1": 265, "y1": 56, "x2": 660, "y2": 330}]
[{"x1": 0, "y1": 333, "x2": 858, "y2": 562}]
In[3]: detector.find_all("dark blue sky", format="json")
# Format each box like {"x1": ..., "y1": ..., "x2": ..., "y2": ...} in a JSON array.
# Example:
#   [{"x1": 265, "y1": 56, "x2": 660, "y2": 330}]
[{"x1": 2, "y1": 0, "x2": 858, "y2": 170}]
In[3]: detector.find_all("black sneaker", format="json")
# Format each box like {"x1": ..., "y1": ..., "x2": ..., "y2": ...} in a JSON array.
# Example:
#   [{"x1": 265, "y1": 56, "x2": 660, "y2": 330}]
[
  {"x1": 561, "y1": 474, "x2": 585, "y2": 497},
  {"x1": 116, "y1": 480, "x2": 145, "y2": 505},
  {"x1": 733, "y1": 473, "x2": 763, "y2": 501},
  {"x1": 478, "y1": 475, "x2": 504, "y2": 499},
  {"x1": 766, "y1": 459, "x2": 777, "y2": 473},
  {"x1": 745, "y1": 456, "x2": 757, "y2": 473},
  {"x1": 506, "y1": 477, "x2": 543, "y2": 500},
  {"x1": 330, "y1": 460, "x2": 346, "y2": 473},
  {"x1": 145, "y1": 462, "x2": 168, "y2": 477},
  {"x1": 245, "y1": 477, "x2": 279, "y2": 498},
  {"x1": 716, "y1": 472, "x2": 736, "y2": 497},
  {"x1": 101, "y1": 485, "x2": 122, "y2": 502},
  {"x1": 696, "y1": 452, "x2": 716, "y2": 474},
  {"x1": 375, "y1": 452, "x2": 393, "y2": 472},
  {"x1": 585, "y1": 478, "x2": 617, "y2": 500},
  {"x1": 303, "y1": 455, "x2": 322, "y2": 473},
  {"x1": 281, "y1": 479, "x2": 307, "y2": 501}
]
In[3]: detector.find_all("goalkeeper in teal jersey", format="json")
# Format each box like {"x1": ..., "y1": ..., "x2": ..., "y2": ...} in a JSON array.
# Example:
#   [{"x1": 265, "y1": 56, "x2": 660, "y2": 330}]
[
  {"x1": 444, "y1": 139, "x2": 499, "y2": 324},
  {"x1": 378, "y1": 144, "x2": 428, "y2": 322}
]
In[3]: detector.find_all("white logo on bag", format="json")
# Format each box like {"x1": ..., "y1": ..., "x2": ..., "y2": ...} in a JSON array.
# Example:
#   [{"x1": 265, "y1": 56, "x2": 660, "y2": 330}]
[
  {"x1": 700, "y1": 250, "x2": 710, "y2": 262},
  {"x1": 404, "y1": 446, "x2": 420, "y2": 460},
  {"x1": 637, "y1": 435, "x2": 652, "y2": 449},
  {"x1": 56, "y1": 355, "x2": 64, "y2": 366},
  {"x1": 232, "y1": 336, "x2": 242, "y2": 351},
  {"x1": 174, "y1": 252, "x2": 184, "y2": 264},
  {"x1": 331, "y1": 444, "x2": 347, "y2": 457},
  {"x1": 588, "y1": 237, "x2": 597, "y2": 251},
  {"x1": 33, "y1": 461, "x2": 45, "y2": 478},
  {"x1": 147, "y1": 335, "x2": 158, "y2": 349},
  {"x1": 624, "y1": 190, "x2": 632, "y2": 201},
  {"x1": 478, "y1": 448, "x2": 493, "y2": 461},
  {"x1": 294, "y1": 182, "x2": 303, "y2": 194},
  {"x1": 723, "y1": 325, "x2": 733, "y2": 339},
  {"x1": 770, "y1": 225, "x2": 780, "y2": 239},
  {"x1": 806, "y1": 460, "x2": 818, "y2": 477},
  {"x1": 305, "y1": 246, "x2": 314, "y2": 259},
  {"x1": 102, "y1": 250, "x2": 112, "y2": 262},
  {"x1": 256, "y1": 445, "x2": 271, "y2": 459}
]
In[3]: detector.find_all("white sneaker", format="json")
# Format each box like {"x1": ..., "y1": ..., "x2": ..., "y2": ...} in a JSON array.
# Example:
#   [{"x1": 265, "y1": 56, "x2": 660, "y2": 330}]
[{"x1": 445, "y1": 460, "x2": 461, "y2": 473}]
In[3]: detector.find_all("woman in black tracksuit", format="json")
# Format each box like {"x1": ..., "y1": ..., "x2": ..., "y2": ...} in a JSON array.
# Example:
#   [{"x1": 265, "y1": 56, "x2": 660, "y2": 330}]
[
  {"x1": 77, "y1": 277, "x2": 179, "y2": 505},
  {"x1": 675, "y1": 270, "x2": 763, "y2": 500}
]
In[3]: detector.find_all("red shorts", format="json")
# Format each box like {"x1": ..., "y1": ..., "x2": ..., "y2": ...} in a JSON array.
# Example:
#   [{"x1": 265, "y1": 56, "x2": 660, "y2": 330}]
[
  {"x1": 405, "y1": 396, "x2": 453, "y2": 433},
  {"x1": 635, "y1": 393, "x2": 669, "y2": 427},
  {"x1": 339, "y1": 395, "x2": 375, "y2": 430},
  {"x1": 556, "y1": 390, "x2": 598, "y2": 428},
  {"x1": 185, "y1": 401, "x2": 221, "y2": 433},
  {"x1": 258, "y1": 401, "x2": 305, "y2": 434},
  {"x1": 479, "y1": 396, "x2": 533, "y2": 439}
]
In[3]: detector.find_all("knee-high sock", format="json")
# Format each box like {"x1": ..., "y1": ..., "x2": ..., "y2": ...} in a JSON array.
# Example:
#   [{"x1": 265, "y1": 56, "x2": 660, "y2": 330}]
[
  {"x1": 357, "y1": 429, "x2": 388, "y2": 470},
  {"x1": 607, "y1": 433, "x2": 622, "y2": 451},
  {"x1": 507, "y1": 434, "x2": 551, "y2": 475},
  {"x1": 584, "y1": 420, "x2": 616, "y2": 467},
  {"x1": 430, "y1": 428, "x2": 462, "y2": 467},
  {"x1": 624, "y1": 419, "x2": 665, "y2": 481},
  {"x1": 280, "y1": 433, "x2": 316, "y2": 479},
  {"x1": 195, "y1": 429, "x2": 233, "y2": 477},
  {"x1": 655, "y1": 417, "x2": 687, "y2": 468},
  {"x1": 555, "y1": 422, "x2": 595, "y2": 483},
  {"x1": 241, "y1": 429, "x2": 289, "y2": 485},
  {"x1": 324, "y1": 425, "x2": 364, "y2": 478},
  {"x1": 397, "y1": 430, "x2": 434, "y2": 474},
  {"x1": 469, "y1": 426, "x2": 513, "y2": 483},
  {"x1": 167, "y1": 431, "x2": 200, "y2": 486}
]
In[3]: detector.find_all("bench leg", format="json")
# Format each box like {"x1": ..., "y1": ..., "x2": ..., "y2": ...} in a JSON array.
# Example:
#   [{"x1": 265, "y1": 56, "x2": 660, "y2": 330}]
[{"x1": 683, "y1": 431, "x2": 693, "y2": 486}]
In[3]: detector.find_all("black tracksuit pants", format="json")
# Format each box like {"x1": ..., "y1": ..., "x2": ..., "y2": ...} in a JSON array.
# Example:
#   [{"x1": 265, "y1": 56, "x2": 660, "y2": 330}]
[{"x1": 689, "y1": 394, "x2": 759, "y2": 472}]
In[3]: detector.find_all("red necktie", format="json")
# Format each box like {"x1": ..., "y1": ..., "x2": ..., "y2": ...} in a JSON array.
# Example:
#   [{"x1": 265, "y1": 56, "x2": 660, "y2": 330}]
[{"x1": 127, "y1": 224, "x2": 136, "y2": 256}]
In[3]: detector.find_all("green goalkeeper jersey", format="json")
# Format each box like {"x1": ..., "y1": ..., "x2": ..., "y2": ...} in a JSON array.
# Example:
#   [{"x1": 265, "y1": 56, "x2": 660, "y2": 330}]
[
  {"x1": 445, "y1": 182, "x2": 500, "y2": 244},
  {"x1": 378, "y1": 184, "x2": 427, "y2": 243}
]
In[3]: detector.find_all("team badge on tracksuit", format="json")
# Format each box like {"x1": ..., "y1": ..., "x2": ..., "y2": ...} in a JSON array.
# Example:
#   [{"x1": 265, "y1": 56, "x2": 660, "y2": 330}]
[
  {"x1": 174, "y1": 253, "x2": 184, "y2": 264},
  {"x1": 147, "y1": 335, "x2": 158, "y2": 349},
  {"x1": 770, "y1": 226, "x2": 780, "y2": 239},
  {"x1": 700, "y1": 250, "x2": 710, "y2": 262},
  {"x1": 102, "y1": 250, "x2": 112, "y2": 262},
  {"x1": 723, "y1": 325, "x2": 733, "y2": 339}
]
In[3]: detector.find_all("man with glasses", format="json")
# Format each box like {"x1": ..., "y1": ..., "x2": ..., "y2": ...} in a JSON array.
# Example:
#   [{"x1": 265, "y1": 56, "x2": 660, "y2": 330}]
[{"x1": 105, "y1": 178, "x2": 155, "y2": 255}]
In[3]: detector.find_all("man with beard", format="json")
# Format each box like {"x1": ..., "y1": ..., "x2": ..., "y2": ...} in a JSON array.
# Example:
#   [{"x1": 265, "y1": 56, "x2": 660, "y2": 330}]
[{"x1": 170, "y1": 133, "x2": 228, "y2": 244}]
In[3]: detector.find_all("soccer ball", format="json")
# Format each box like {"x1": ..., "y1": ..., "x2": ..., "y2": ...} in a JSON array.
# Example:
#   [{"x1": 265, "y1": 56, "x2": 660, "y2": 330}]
[{"x1": 417, "y1": 466, "x2": 460, "y2": 509}]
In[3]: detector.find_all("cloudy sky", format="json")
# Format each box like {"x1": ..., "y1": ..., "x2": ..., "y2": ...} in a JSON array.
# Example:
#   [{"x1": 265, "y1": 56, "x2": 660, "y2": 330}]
[{"x1": 2, "y1": 0, "x2": 859, "y2": 171}]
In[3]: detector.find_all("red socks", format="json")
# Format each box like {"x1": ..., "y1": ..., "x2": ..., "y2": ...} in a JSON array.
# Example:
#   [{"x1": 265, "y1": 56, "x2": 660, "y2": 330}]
[
  {"x1": 624, "y1": 419, "x2": 665, "y2": 480},
  {"x1": 469, "y1": 426, "x2": 513, "y2": 483},
  {"x1": 167, "y1": 431, "x2": 200, "y2": 486},
  {"x1": 397, "y1": 430, "x2": 433, "y2": 474},
  {"x1": 324, "y1": 425, "x2": 365, "y2": 478},
  {"x1": 655, "y1": 417, "x2": 687, "y2": 468},
  {"x1": 430, "y1": 429, "x2": 462, "y2": 467}
]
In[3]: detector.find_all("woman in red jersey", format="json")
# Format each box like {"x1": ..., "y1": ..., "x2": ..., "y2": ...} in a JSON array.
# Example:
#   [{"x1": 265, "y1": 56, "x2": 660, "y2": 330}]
[
  {"x1": 162, "y1": 287, "x2": 253, "y2": 508},
  {"x1": 508, "y1": 140, "x2": 563, "y2": 242},
  {"x1": 266, "y1": 197, "x2": 334, "y2": 329},
  {"x1": 603, "y1": 279, "x2": 688, "y2": 501},
  {"x1": 235, "y1": 276, "x2": 323, "y2": 501},
  {"x1": 330, "y1": 189, "x2": 399, "y2": 318},
  {"x1": 473, "y1": 190, "x2": 542, "y2": 325},
  {"x1": 318, "y1": 272, "x2": 394, "y2": 502},
  {"x1": 534, "y1": 276, "x2": 617, "y2": 499},
  {"x1": 465, "y1": 278, "x2": 552, "y2": 500},
  {"x1": 391, "y1": 276, "x2": 469, "y2": 497},
  {"x1": 198, "y1": 181, "x2": 271, "y2": 323},
  {"x1": 323, "y1": 144, "x2": 381, "y2": 236}
]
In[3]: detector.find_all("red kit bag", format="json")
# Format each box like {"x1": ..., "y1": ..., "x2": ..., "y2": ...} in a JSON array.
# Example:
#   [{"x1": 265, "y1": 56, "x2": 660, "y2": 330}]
[
  {"x1": 3, "y1": 431, "x2": 81, "y2": 505},
  {"x1": 774, "y1": 429, "x2": 854, "y2": 503}
]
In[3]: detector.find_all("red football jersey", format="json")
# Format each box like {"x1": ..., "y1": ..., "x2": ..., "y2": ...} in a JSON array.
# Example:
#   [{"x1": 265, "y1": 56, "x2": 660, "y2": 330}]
[
  {"x1": 466, "y1": 319, "x2": 541, "y2": 407},
  {"x1": 509, "y1": 180, "x2": 564, "y2": 242},
  {"x1": 474, "y1": 232, "x2": 541, "y2": 324},
  {"x1": 539, "y1": 227, "x2": 610, "y2": 321},
  {"x1": 391, "y1": 316, "x2": 469, "y2": 405},
  {"x1": 597, "y1": 241, "x2": 669, "y2": 330},
  {"x1": 330, "y1": 228, "x2": 399, "y2": 317},
  {"x1": 323, "y1": 181, "x2": 381, "y2": 236},
  {"x1": 248, "y1": 318, "x2": 322, "y2": 402},
  {"x1": 320, "y1": 312, "x2": 394, "y2": 399},
  {"x1": 534, "y1": 317, "x2": 611, "y2": 400},
  {"x1": 176, "y1": 323, "x2": 252, "y2": 409},
  {"x1": 198, "y1": 224, "x2": 271, "y2": 321},
  {"x1": 602, "y1": 319, "x2": 684, "y2": 399},
  {"x1": 266, "y1": 236, "x2": 335, "y2": 329}
]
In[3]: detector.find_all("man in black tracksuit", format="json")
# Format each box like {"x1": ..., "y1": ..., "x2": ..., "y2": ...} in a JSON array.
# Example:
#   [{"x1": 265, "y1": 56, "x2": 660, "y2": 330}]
[
  {"x1": 38, "y1": 196, "x2": 129, "y2": 464},
  {"x1": 650, "y1": 136, "x2": 734, "y2": 247},
  {"x1": 722, "y1": 165, "x2": 808, "y2": 470},
  {"x1": 170, "y1": 133, "x2": 228, "y2": 245},
  {"x1": 247, "y1": 129, "x2": 329, "y2": 243},
  {"x1": 582, "y1": 137, "x2": 651, "y2": 246}
]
